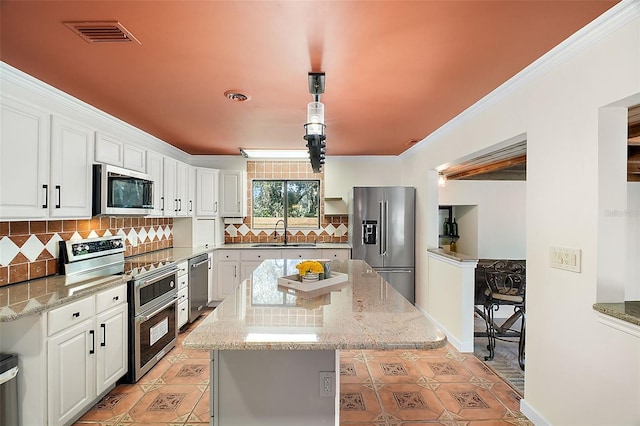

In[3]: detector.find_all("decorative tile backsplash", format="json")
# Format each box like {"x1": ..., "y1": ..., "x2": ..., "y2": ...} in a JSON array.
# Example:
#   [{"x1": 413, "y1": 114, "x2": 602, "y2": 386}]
[
  {"x1": 224, "y1": 160, "x2": 349, "y2": 244},
  {"x1": 0, "y1": 217, "x2": 173, "y2": 287}
]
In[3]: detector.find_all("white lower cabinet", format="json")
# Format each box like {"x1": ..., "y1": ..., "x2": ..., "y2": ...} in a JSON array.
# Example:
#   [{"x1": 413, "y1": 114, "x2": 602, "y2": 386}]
[
  {"x1": 46, "y1": 284, "x2": 127, "y2": 426},
  {"x1": 177, "y1": 288, "x2": 189, "y2": 328}
]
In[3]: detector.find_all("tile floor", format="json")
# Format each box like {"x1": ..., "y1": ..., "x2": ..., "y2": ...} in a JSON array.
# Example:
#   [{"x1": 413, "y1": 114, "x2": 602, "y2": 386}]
[{"x1": 74, "y1": 312, "x2": 532, "y2": 426}]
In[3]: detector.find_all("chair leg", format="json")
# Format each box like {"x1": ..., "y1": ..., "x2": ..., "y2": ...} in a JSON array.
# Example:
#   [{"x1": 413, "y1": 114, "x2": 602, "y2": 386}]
[
  {"x1": 518, "y1": 307, "x2": 525, "y2": 370},
  {"x1": 484, "y1": 301, "x2": 496, "y2": 361}
]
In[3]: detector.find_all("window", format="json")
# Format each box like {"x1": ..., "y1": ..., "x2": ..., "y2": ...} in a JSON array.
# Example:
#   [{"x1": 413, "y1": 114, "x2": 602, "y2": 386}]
[{"x1": 252, "y1": 179, "x2": 320, "y2": 229}]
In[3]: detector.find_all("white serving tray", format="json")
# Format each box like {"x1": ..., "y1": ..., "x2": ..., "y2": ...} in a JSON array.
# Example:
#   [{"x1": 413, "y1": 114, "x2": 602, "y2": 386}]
[{"x1": 277, "y1": 271, "x2": 349, "y2": 298}]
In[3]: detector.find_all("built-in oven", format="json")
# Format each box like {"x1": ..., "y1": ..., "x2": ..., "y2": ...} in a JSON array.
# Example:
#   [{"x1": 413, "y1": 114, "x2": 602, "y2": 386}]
[{"x1": 125, "y1": 264, "x2": 178, "y2": 383}]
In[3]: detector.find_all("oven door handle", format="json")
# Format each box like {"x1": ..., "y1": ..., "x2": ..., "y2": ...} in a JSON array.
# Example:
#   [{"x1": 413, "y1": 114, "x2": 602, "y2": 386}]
[
  {"x1": 141, "y1": 297, "x2": 178, "y2": 322},
  {"x1": 139, "y1": 268, "x2": 178, "y2": 289}
]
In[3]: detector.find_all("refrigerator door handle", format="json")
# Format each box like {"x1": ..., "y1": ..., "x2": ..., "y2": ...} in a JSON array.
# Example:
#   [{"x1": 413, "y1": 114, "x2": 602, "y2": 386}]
[
  {"x1": 384, "y1": 200, "x2": 390, "y2": 257},
  {"x1": 379, "y1": 200, "x2": 385, "y2": 256}
]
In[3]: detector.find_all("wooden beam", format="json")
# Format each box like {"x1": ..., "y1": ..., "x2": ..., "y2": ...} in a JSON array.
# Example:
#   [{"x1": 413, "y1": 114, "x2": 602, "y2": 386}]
[{"x1": 446, "y1": 155, "x2": 526, "y2": 180}]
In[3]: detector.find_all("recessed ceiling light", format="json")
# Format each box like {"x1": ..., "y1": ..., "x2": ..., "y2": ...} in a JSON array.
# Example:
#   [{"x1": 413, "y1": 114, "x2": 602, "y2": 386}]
[{"x1": 224, "y1": 90, "x2": 250, "y2": 102}]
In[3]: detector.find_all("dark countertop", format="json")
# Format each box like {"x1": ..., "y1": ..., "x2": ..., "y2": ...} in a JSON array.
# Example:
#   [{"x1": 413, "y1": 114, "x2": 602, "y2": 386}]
[{"x1": 593, "y1": 301, "x2": 640, "y2": 327}]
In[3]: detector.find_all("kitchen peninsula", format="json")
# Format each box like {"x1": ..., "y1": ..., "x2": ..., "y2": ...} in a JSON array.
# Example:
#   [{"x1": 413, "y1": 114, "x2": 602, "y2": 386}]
[{"x1": 183, "y1": 259, "x2": 447, "y2": 426}]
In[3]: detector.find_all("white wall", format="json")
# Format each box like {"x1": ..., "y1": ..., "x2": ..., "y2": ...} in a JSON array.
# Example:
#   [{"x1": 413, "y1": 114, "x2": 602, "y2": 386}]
[
  {"x1": 401, "y1": 6, "x2": 640, "y2": 425},
  {"x1": 439, "y1": 180, "x2": 526, "y2": 259},
  {"x1": 323, "y1": 156, "x2": 404, "y2": 201},
  {"x1": 627, "y1": 182, "x2": 640, "y2": 300}
]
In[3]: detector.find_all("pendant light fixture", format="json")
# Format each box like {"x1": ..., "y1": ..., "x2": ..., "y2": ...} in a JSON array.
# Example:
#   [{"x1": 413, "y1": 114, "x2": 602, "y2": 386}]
[{"x1": 303, "y1": 72, "x2": 326, "y2": 173}]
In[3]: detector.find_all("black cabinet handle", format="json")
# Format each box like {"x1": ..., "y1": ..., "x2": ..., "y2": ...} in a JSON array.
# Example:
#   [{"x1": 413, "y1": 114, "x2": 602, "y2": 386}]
[
  {"x1": 113, "y1": 295, "x2": 119, "y2": 301},
  {"x1": 72, "y1": 312, "x2": 80, "y2": 318},
  {"x1": 55, "y1": 185, "x2": 61, "y2": 208},
  {"x1": 189, "y1": 200, "x2": 193, "y2": 212},
  {"x1": 89, "y1": 330, "x2": 95, "y2": 354},
  {"x1": 161, "y1": 196, "x2": 165, "y2": 212},
  {"x1": 42, "y1": 184, "x2": 48, "y2": 208},
  {"x1": 179, "y1": 199, "x2": 182, "y2": 212},
  {"x1": 101, "y1": 324, "x2": 106, "y2": 347}
]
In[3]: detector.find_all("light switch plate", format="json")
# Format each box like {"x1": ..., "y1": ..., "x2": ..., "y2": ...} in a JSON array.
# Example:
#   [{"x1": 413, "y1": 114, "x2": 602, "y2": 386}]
[{"x1": 550, "y1": 246, "x2": 581, "y2": 272}]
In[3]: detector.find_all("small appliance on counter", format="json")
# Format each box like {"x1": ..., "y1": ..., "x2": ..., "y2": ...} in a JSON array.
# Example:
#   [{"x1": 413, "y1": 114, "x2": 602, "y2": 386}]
[{"x1": 350, "y1": 186, "x2": 416, "y2": 304}]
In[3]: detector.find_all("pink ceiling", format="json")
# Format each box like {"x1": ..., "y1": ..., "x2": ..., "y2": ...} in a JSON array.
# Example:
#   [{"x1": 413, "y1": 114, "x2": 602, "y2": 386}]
[{"x1": 0, "y1": 1, "x2": 619, "y2": 156}]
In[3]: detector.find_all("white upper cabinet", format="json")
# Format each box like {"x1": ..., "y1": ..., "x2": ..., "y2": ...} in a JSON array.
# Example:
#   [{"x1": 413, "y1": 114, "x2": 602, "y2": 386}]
[
  {"x1": 187, "y1": 166, "x2": 196, "y2": 216},
  {"x1": 49, "y1": 116, "x2": 94, "y2": 218},
  {"x1": 163, "y1": 157, "x2": 177, "y2": 217},
  {"x1": 196, "y1": 167, "x2": 219, "y2": 217},
  {"x1": 219, "y1": 170, "x2": 247, "y2": 217},
  {"x1": 0, "y1": 98, "x2": 93, "y2": 220},
  {"x1": 176, "y1": 161, "x2": 190, "y2": 216},
  {"x1": 0, "y1": 97, "x2": 50, "y2": 219},
  {"x1": 146, "y1": 150, "x2": 164, "y2": 216},
  {"x1": 95, "y1": 132, "x2": 146, "y2": 173}
]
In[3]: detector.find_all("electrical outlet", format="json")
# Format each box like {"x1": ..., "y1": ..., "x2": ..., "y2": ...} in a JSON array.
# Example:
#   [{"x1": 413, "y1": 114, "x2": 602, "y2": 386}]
[
  {"x1": 550, "y1": 246, "x2": 581, "y2": 272},
  {"x1": 319, "y1": 371, "x2": 335, "y2": 397}
]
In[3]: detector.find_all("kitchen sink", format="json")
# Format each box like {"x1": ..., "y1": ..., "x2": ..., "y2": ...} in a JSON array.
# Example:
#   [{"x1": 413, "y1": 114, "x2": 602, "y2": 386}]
[{"x1": 250, "y1": 243, "x2": 317, "y2": 248}]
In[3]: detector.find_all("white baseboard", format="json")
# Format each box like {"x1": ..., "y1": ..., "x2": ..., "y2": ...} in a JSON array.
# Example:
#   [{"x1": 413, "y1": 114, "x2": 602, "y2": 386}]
[
  {"x1": 415, "y1": 304, "x2": 474, "y2": 353},
  {"x1": 520, "y1": 398, "x2": 550, "y2": 426}
]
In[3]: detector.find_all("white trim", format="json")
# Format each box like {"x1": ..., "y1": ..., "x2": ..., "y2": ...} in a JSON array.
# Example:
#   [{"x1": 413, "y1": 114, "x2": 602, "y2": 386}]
[
  {"x1": 520, "y1": 399, "x2": 551, "y2": 426},
  {"x1": 415, "y1": 303, "x2": 474, "y2": 353},
  {"x1": 403, "y1": 0, "x2": 640, "y2": 157},
  {"x1": 596, "y1": 312, "x2": 640, "y2": 338},
  {"x1": 426, "y1": 251, "x2": 478, "y2": 269}
]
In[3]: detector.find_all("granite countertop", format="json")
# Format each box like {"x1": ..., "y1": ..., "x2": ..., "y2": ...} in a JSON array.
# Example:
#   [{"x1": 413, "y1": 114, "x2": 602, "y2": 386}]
[
  {"x1": 0, "y1": 273, "x2": 129, "y2": 322},
  {"x1": 217, "y1": 242, "x2": 352, "y2": 250},
  {"x1": 183, "y1": 259, "x2": 447, "y2": 351},
  {"x1": 0, "y1": 243, "x2": 352, "y2": 322},
  {"x1": 427, "y1": 248, "x2": 478, "y2": 263},
  {"x1": 593, "y1": 301, "x2": 640, "y2": 327}
]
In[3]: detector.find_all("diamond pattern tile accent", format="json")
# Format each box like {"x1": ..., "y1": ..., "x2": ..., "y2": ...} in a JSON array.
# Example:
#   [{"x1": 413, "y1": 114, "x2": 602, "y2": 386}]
[
  {"x1": 393, "y1": 391, "x2": 428, "y2": 409},
  {"x1": 20, "y1": 234, "x2": 45, "y2": 262},
  {"x1": 340, "y1": 393, "x2": 366, "y2": 411},
  {"x1": 0, "y1": 237, "x2": 20, "y2": 266},
  {"x1": 138, "y1": 227, "x2": 148, "y2": 243},
  {"x1": 147, "y1": 226, "x2": 157, "y2": 241},
  {"x1": 449, "y1": 391, "x2": 489, "y2": 409},
  {"x1": 147, "y1": 393, "x2": 186, "y2": 411},
  {"x1": 127, "y1": 228, "x2": 137, "y2": 246},
  {"x1": 237, "y1": 224, "x2": 250, "y2": 236}
]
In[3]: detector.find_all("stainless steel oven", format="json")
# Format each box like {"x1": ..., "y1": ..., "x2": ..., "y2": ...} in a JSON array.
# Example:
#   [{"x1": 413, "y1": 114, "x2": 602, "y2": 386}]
[{"x1": 126, "y1": 264, "x2": 178, "y2": 383}]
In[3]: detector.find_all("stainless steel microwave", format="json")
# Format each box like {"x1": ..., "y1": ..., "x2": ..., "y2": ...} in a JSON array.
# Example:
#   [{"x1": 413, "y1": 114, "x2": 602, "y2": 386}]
[{"x1": 92, "y1": 164, "x2": 154, "y2": 216}]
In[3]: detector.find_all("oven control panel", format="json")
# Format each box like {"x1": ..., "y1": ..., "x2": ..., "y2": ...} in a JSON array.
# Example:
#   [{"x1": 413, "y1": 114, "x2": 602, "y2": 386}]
[{"x1": 62, "y1": 235, "x2": 125, "y2": 263}]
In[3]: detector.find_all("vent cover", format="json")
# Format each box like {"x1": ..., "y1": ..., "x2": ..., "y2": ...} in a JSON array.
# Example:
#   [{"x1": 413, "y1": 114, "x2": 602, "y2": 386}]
[{"x1": 64, "y1": 21, "x2": 140, "y2": 44}]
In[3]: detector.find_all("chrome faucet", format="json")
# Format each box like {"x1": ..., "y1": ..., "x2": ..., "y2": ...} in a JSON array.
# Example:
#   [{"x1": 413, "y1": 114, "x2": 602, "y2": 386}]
[{"x1": 273, "y1": 219, "x2": 287, "y2": 244}]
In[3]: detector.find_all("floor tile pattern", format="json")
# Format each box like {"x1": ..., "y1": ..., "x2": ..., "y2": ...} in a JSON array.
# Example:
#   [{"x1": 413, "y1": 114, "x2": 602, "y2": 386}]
[{"x1": 74, "y1": 309, "x2": 531, "y2": 426}]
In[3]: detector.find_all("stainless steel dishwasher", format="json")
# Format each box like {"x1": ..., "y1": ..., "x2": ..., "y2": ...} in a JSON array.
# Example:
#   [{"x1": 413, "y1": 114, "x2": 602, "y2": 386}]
[{"x1": 188, "y1": 253, "x2": 209, "y2": 323}]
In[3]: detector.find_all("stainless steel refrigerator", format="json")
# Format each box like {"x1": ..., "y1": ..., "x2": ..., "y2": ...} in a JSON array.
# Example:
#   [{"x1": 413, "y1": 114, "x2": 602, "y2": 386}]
[{"x1": 350, "y1": 186, "x2": 416, "y2": 303}]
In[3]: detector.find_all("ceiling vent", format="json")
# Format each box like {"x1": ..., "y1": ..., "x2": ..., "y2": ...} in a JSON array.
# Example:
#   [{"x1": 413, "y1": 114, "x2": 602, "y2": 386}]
[{"x1": 64, "y1": 21, "x2": 140, "y2": 44}]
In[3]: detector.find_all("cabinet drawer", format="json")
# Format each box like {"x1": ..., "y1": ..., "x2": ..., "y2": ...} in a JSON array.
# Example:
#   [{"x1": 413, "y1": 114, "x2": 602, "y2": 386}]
[
  {"x1": 177, "y1": 287, "x2": 188, "y2": 304},
  {"x1": 217, "y1": 250, "x2": 240, "y2": 261},
  {"x1": 241, "y1": 249, "x2": 281, "y2": 261},
  {"x1": 95, "y1": 285, "x2": 127, "y2": 314},
  {"x1": 283, "y1": 249, "x2": 318, "y2": 259},
  {"x1": 48, "y1": 296, "x2": 95, "y2": 336},
  {"x1": 178, "y1": 298, "x2": 189, "y2": 328},
  {"x1": 178, "y1": 273, "x2": 188, "y2": 291},
  {"x1": 177, "y1": 261, "x2": 188, "y2": 277},
  {"x1": 321, "y1": 249, "x2": 351, "y2": 261}
]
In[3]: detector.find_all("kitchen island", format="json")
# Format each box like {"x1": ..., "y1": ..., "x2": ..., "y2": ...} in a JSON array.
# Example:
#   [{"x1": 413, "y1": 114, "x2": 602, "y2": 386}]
[{"x1": 183, "y1": 259, "x2": 446, "y2": 426}]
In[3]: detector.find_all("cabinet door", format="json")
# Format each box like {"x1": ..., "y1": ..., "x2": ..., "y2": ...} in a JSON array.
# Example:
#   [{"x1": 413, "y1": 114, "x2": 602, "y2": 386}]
[
  {"x1": 94, "y1": 132, "x2": 124, "y2": 167},
  {"x1": 163, "y1": 157, "x2": 177, "y2": 217},
  {"x1": 207, "y1": 252, "x2": 215, "y2": 303},
  {"x1": 187, "y1": 166, "x2": 196, "y2": 216},
  {"x1": 95, "y1": 303, "x2": 128, "y2": 395},
  {"x1": 219, "y1": 170, "x2": 245, "y2": 217},
  {"x1": 49, "y1": 115, "x2": 93, "y2": 218},
  {"x1": 216, "y1": 261, "x2": 240, "y2": 300},
  {"x1": 178, "y1": 298, "x2": 189, "y2": 329},
  {"x1": 123, "y1": 144, "x2": 146, "y2": 173},
  {"x1": 48, "y1": 320, "x2": 94, "y2": 426},
  {"x1": 176, "y1": 161, "x2": 189, "y2": 216},
  {"x1": 0, "y1": 97, "x2": 50, "y2": 219},
  {"x1": 196, "y1": 168, "x2": 219, "y2": 217},
  {"x1": 283, "y1": 249, "x2": 318, "y2": 260},
  {"x1": 147, "y1": 151, "x2": 164, "y2": 216}
]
